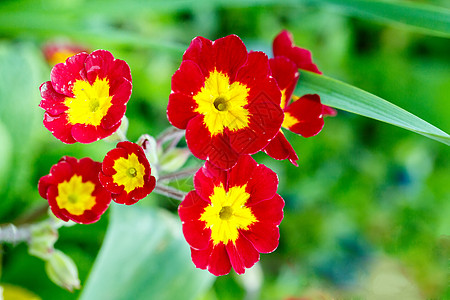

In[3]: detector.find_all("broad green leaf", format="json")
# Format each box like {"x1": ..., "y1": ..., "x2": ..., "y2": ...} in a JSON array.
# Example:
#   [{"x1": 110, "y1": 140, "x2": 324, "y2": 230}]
[
  {"x1": 296, "y1": 71, "x2": 450, "y2": 146},
  {"x1": 80, "y1": 205, "x2": 214, "y2": 300},
  {"x1": 309, "y1": 0, "x2": 450, "y2": 37},
  {"x1": 0, "y1": 43, "x2": 47, "y2": 218}
]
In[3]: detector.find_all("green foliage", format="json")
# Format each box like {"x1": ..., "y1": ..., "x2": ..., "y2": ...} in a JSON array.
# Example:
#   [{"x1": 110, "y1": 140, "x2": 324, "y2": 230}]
[
  {"x1": 0, "y1": 0, "x2": 448, "y2": 299},
  {"x1": 298, "y1": 71, "x2": 450, "y2": 145},
  {"x1": 80, "y1": 205, "x2": 214, "y2": 300}
]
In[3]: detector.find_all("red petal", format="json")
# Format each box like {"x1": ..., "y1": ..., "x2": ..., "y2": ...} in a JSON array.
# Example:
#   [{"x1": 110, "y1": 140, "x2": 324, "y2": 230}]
[
  {"x1": 191, "y1": 242, "x2": 232, "y2": 276},
  {"x1": 207, "y1": 243, "x2": 232, "y2": 276},
  {"x1": 71, "y1": 122, "x2": 120, "y2": 143},
  {"x1": 171, "y1": 60, "x2": 205, "y2": 96},
  {"x1": 179, "y1": 191, "x2": 208, "y2": 221},
  {"x1": 193, "y1": 166, "x2": 222, "y2": 202},
  {"x1": 269, "y1": 57, "x2": 299, "y2": 109},
  {"x1": 235, "y1": 51, "x2": 269, "y2": 85},
  {"x1": 322, "y1": 104, "x2": 337, "y2": 117},
  {"x1": 85, "y1": 49, "x2": 115, "y2": 84},
  {"x1": 42, "y1": 113, "x2": 76, "y2": 144},
  {"x1": 245, "y1": 164, "x2": 279, "y2": 205},
  {"x1": 39, "y1": 81, "x2": 68, "y2": 116},
  {"x1": 273, "y1": 30, "x2": 293, "y2": 59},
  {"x1": 167, "y1": 93, "x2": 199, "y2": 129},
  {"x1": 85, "y1": 50, "x2": 132, "y2": 85},
  {"x1": 50, "y1": 52, "x2": 88, "y2": 97},
  {"x1": 38, "y1": 175, "x2": 52, "y2": 199},
  {"x1": 227, "y1": 155, "x2": 257, "y2": 188},
  {"x1": 226, "y1": 236, "x2": 260, "y2": 274},
  {"x1": 263, "y1": 131, "x2": 299, "y2": 166},
  {"x1": 243, "y1": 194, "x2": 284, "y2": 253},
  {"x1": 272, "y1": 30, "x2": 322, "y2": 74},
  {"x1": 229, "y1": 79, "x2": 284, "y2": 154},
  {"x1": 213, "y1": 35, "x2": 247, "y2": 80},
  {"x1": 185, "y1": 115, "x2": 239, "y2": 170},
  {"x1": 183, "y1": 36, "x2": 215, "y2": 75},
  {"x1": 179, "y1": 192, "x2": 211, "y2": 250},
  {"x1": 284, "y1": 94, "x2": 324, "y2": 137}
]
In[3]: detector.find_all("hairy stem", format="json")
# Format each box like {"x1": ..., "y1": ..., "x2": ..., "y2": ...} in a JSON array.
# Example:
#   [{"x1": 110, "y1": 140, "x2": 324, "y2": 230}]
[
  {"x1": 157, "y1": 127, "x2": 185, "y2": 146},
  {"x1": 0, "y1": 224, "x2": 31, "y2": 244},
  {"x1": 158, "y1": 167, "x2": 200, "y2": 182},
  {"x1": 154, "y1": 184, "x2": 187, "y2": 201}
]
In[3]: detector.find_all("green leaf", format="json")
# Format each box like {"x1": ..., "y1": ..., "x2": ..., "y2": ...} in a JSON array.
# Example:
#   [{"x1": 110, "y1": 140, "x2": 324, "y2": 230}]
[
  {"x1": 80, "y1": 205, "x2": 214, "y2": 300},
  {"x1": 309, "y1": 0, "x2": 450, "y2": 37},
  {"x1": 296, "y1": 71, "x2": 450, "y2": 146}
]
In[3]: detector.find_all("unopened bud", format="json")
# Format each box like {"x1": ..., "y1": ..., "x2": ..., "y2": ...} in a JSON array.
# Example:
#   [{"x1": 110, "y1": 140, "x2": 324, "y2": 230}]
[
  {"x1": 159, "y1": 148, "x2": 190, "y2": 172},
  {"x1": 45, "y1": 250, "x2": 80, "y2": 292},
  {"x1": 137, "y1": 134, "x2": 159, "y2": 164},
  {"x1": 28, "y1": 222, "x2": 58, "y2": 260}
]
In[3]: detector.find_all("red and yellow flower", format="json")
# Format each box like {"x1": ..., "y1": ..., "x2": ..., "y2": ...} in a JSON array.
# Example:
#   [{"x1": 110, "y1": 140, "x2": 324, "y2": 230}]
[
  {"x1": 167, "y1": 35, "x2": 284, "y2": 170},
  {"x1": 99, "y1": 141, "x2": 156, "y2": 205},
  {"x1": 264, "y1": 31, "x2": 337, "y2": 165},
  {"x1": 39, "y1": 50, "x2": 132, "y2": 144},
  {"x1": 178, "y1": 155, "x2": 284, "y2": 276},
  {"x1": 272, "y1": 30, "x2": 337, "y2": 117},
  {"x1": 42, "y1": 41, "x2": 88, "y2": 66},
  {"x1": 38, "y1": 156, "x2": 112, "y2": 224}
]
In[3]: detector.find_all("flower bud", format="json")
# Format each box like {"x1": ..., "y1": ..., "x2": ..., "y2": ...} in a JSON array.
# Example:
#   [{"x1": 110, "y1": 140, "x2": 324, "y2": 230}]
[
  {"x1": 159, "y1": 148, "x2": 190, "y2": 172},
  {"x1": 45, "y1": 250, "x2": 80, "y2": 292},
  {"x1": 28, "y1": 222, "x2": 58, "y2": 260}
]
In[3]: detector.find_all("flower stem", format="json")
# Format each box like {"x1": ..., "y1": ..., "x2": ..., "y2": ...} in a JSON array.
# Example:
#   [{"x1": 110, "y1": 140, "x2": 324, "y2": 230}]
[
  {"x1": 158, "y1": 167, "x2": 200, "y2": 182},
  {"x1": 154, "y1": 184, "x2": 187, "y2": 201},
  {"x1": 157, "y1": 127, "x2": 185, "y2": 146},
  {"x1": 0, "y1": 224, "x2": 31, "y2": 244}
]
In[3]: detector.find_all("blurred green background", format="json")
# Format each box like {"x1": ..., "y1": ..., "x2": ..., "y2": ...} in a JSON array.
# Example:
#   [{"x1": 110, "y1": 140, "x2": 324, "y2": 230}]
[{"x1": 0, "y1": 0, "x2": 449, "y2": 299}]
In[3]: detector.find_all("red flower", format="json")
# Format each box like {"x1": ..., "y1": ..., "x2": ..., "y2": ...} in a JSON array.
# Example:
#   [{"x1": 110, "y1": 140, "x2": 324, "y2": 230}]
[
  {"x1": 178, "y1": 155, "x2": 284, "y2": 276},
  {"x1": 273, "y1": 30, "x2": 337, "y2": 117},
  {"x1": 167, "y1": 35, "x2": 284, "y2": 170},
  {"x1": 38, "y1": 156, "x2": 111, "y2": 224},
  {"x1": 264, "y1": 31, "x2": 338, "y2": 166},
  {"x1": 273, "y1": 29, "x2": 322, "y2": 75},
  {"x1": 42, "y1": 41, "x2": 88, "y2": 66},
  {"x1": 99, "y1": 141, "x2": 156, "y2": 205},
  {"x1": 39, "y1": 50, "x2": 132, "y2": 144}
]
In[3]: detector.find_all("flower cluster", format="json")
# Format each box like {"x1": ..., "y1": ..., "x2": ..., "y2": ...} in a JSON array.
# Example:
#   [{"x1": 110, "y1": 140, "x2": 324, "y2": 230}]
[
  {"x1": 168, "y1": 31, "x2": 335, "y2": 274},
  {"x1": 39, "y1": 50, "x2": 156, "y2": 224},
  {"x1": 38, "y1": 30, "x2": 334, "y2": 276}
]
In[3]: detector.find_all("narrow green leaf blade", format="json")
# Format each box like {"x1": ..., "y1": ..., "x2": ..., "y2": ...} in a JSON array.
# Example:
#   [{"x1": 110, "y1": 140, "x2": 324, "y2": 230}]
[
  {"x1": 80, "y1": 205, "x2": 214, "y2": 300},
  {"x1": 310, "y1": 0, "x2": 450, "y2": 37},
  {"x1": 296, "y1": 71, "x2": 450, "y2": 146}
]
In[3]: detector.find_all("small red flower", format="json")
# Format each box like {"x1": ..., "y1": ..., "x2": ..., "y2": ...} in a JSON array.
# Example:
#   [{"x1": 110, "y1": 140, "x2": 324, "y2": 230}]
[
  {"x1": 39, "y1": 50, "x2": 132, "y2": 144},
  {"x1": 99, "y1": 141, "x2": 156, "y2": 205},
  {"x1": 273, "y1": 29, "x2": 322, "y2": 75},
  {"x1": 42, "y1": 41, "x2": 88, "y2": 66},
  {"x1": 167, "y1": 35, "x2": 284, "y2": 170},
  {"x1": 264, "y1": 31, "x2": 338, "y2": 165},
  {"x1": 38, "y1": 156, "x2": 111, "y2": 224},
  {"x1": 178, "y1": 155, "x2": 284, "y2": 276},
  {"x1": 273, "y1": 30, "x2": 337, "y2": 117}
]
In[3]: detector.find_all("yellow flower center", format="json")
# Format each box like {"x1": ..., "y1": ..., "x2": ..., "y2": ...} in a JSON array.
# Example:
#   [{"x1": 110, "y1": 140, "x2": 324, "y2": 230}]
[
  {"x1": 193, "y1": 70, "x2": 250, "y2": 136},
  {"x1": 112, "y1": 153, "x2": 146, "y2": 193},
  {"x1": 282, "y1": 112, "x2": 298, "y2": 129},
  {"x1": 200, "y1": 183, "x2": 256, "y2": 245},
  {"x1": 64, "y1": 77, "x2": 113, "y2": 126},
  {"x1": 55, "y1": 175, "x2": 96, "y2": 216}
]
